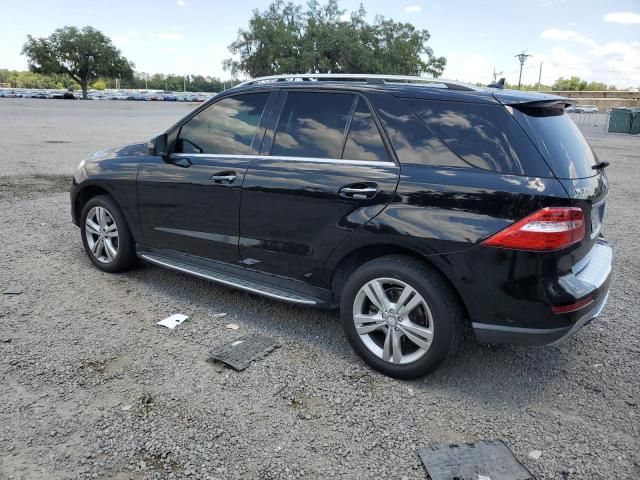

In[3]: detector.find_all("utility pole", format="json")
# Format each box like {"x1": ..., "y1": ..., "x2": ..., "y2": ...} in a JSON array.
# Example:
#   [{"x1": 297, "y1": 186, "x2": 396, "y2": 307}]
[
  {"x1": 515, "y1": 51, "x2": 532, "y2": 90},
  {"x1": 537, "y1": 61, "x2": 544, "y2": 89},
  {"x1": 492, "y1": 67, "x2": 503, "y2": 83},
  {"x1": 183, "y1": 75, "x2": 186, "y2": 92}
]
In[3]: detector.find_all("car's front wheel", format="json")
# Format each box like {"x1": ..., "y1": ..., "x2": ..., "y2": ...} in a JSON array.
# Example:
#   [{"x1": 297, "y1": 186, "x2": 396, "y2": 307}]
[
  {"x1": 340, "y1": 255, "x2": 463, "y2": 379},
  {"x1": 80, "y1": 195, "x2": 136, "y2": 273}
]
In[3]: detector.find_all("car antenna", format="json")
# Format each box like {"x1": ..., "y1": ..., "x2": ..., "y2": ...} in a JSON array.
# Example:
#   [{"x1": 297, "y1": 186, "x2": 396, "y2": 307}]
[{"x1": 487, "y1": 77, "x2": 505, "y2": 89}]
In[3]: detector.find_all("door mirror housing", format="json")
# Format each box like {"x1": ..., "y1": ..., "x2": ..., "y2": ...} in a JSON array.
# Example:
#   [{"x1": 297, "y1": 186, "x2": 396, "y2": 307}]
[{"x1": 148, "y1": 133, "x2": 168, "y2": 157}]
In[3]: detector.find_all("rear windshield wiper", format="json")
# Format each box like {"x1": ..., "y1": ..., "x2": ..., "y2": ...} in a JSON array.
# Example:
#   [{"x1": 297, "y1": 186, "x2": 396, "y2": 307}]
[{"x1": 592, "y1": 161, "x2": 610, "y2": 170}]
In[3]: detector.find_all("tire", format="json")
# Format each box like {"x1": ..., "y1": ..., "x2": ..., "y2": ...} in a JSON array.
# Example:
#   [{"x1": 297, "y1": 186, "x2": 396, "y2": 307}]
[
  {"x1": 340, "y1": 255, "x2": 463, "y2": 379},
  {"x1": 80, "y1": 194, "x2": 136, "y2": 273}
]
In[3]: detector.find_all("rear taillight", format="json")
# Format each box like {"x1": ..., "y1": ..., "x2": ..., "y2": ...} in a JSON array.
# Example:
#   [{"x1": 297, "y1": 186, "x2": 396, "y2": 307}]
[{"x1": 482, "y1": 207, "x2": 585, "y2": 251}]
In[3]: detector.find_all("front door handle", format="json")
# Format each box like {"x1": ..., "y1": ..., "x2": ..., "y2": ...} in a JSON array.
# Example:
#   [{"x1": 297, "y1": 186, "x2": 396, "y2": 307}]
[
  {"x1": 339, "y1": 183, "x2": 378, "y2": 199},
  {"x1": 210, "y1": 171, "x2": 237, "y2": 184}
]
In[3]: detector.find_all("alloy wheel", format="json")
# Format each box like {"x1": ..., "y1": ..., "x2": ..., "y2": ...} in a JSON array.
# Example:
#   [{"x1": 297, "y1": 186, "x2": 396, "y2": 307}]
[
  {"x1": 85, "y1": 206, "x2": 119, "y2": 264},
  {"x1": 352, "y1": 277, "x2": 434, "y2": 364}
]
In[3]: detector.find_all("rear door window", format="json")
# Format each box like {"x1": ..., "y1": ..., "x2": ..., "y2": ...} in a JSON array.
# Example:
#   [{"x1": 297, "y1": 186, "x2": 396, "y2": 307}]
[
  {"x1": 405, "y1": 99, "x2": 553, "y2": 177},
  {"x1": 342, "y1": 98, "x2": 391, "y2": 162},
  {"x1": 271, "y1": 92, "x2": 354, "y2": 159},
  {"x1": 177, "y1": 92, "x2": 269, "y2": 155}
]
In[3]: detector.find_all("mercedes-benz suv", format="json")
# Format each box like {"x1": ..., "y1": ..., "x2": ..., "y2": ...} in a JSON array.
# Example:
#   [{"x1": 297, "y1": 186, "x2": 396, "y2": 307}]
[{"x1": 70, "y1": 74, "x2": 612, "y2": 379}]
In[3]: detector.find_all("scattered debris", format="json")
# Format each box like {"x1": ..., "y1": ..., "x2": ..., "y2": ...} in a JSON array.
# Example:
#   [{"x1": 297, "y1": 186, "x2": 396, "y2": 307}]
[
  {"x1": 121, "y1": 404, "x2": 132, "y2": 411},
  {"x1": 225, "y1": 323, "x2": 240, "y2": 330},
  {"x1": 593, "y1": 363, "x2": 604, "y2": 368},
  {"x1": 157, "y1": 314, "x2": 188, "y2": 329},
  {"x1": 3, "y1": 285, "x2": 24, "y2": 295},
  {"x1": 213, "y1": 313, "x2": 227, "y2": 318},
  {"x1": 418, "y1": 439, "x2": 533, "y2": 480},
  {"x1": 407, "y1": 387, "x2": 415, "y2": 396},
  {"x1": 528, "y1": 450, "x2": 543, "y2": 460},
  {"x1": 210, "y1": 334, "x2": 280, "y2": 371},
  {"x1": 1, "y1": 338, "x2": 11, "y2": 343}
]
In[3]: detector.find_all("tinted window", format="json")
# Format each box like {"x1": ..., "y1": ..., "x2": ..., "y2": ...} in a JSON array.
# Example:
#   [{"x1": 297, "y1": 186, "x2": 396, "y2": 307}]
[
  {"x1": 406, "y1": 99, "x2": 553, "y2": 177},
  {"x1": 342, "y1": 98, "x2": 390, "y2": 162},
  {"x1": 511, "y1": 106, "x2": 597, "y2": 179},
  {"x1": 372, "y1": 93, "x2": 469, "y2": 168},
  {"x1": 178, "y1": 93, "x2": 268, "y2": 154},
  {"x1": 272, "y1": 92, "x2": 354, "y2": 158}
]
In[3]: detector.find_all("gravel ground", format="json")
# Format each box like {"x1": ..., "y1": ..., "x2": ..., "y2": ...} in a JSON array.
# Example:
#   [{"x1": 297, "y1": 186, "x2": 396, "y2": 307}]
[{"x1": 0, "y1": 99, "x2": 639, "y2": 480}]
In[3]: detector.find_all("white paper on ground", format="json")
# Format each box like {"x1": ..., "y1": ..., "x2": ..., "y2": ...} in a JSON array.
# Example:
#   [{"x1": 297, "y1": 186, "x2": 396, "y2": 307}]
[{"x1": 157, "y1": 314, "x2": 189, "y2": 329}]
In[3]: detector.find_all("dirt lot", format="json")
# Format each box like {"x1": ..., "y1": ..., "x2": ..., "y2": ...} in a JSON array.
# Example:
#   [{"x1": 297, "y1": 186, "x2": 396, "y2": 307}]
[{"x1": 0, "y1": 99, "x2": 639, "y2": 480}]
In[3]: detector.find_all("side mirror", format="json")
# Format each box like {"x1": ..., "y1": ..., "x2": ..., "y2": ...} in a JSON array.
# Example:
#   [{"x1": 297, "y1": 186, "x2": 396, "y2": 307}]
[{"x1": 148, "y1": 133, "x2": 168, "y2": 157}]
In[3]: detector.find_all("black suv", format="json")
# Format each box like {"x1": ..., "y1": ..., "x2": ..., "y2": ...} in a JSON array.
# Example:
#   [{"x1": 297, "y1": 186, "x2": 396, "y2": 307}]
[{"x1": 70, "y1": 74, "x2": 612, "y2": 379}]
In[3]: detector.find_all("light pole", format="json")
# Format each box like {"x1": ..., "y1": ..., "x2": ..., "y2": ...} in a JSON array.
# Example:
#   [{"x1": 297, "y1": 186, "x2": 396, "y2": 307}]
[
  {"x1": 515, "y1": 51, "x2": 531, "y2": 90},
  {"x1": 537, "y1": 61, "x2": 544, "y2": 89}
]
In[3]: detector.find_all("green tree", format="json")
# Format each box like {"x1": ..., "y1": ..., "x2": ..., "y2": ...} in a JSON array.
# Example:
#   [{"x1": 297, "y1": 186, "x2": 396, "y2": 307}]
[
  {"x1": 224, "y1": 0, "x2": 446, "y2": 78},
  {"x1": 21, "y1": 26, "x2": 134, "y2": 99}
]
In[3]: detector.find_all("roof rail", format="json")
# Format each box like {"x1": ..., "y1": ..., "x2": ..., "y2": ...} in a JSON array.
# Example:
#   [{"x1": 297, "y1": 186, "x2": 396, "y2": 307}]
[{"x1": 233, "y1": 73, "x2": 480, "y2": 91}]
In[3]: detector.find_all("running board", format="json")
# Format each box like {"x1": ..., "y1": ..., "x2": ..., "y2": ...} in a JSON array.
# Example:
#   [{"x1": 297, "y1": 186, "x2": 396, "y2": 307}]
[{"x1": 138, "y1": 251, "x2": 320, "y2": 306}]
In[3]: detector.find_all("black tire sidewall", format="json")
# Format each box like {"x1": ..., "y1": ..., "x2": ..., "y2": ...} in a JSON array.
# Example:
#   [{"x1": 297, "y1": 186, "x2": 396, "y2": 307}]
[
  {"x1": 80, "y1": 195, "x2": 135, "y2": 273},
  {"x1": 340, "y1": 258, "x2": 457, "y2": 379}
]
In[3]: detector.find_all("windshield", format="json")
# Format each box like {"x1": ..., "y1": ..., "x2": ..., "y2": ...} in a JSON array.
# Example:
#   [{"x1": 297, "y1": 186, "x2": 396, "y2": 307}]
[{"x1": 511, "y1": 106, "x2": 598, "y2": 179}]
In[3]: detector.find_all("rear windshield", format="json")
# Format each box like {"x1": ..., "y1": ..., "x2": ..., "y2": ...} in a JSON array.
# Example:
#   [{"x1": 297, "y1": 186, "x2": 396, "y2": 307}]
[
  {"x1": 510, "y1": 106, "x2": 598, "y2": 179},
  {"x1": 404, "y1": 99, "x2": 553, "y2": 177}
]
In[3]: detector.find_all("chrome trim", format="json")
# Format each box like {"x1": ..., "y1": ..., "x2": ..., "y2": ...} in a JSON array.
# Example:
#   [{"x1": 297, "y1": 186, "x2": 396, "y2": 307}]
[
  {"x1": 139, "y1": 254, "x2": 317, "y2": 305},
  {"x1": 575, "y1": 241, "x2": 612, "y2": 288},
  {"x1": 171, "y1": 152, "x2": 394, "y2": 168},
  {"x1": 471, "y1": 322, "x2": 566, "y2": 335}
]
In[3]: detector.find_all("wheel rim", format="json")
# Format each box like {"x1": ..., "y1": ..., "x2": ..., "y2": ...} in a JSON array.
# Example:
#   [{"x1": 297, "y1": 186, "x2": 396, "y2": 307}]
[
  {"x1": 353, "y1": 277, "x2": 434, "y2": 365},
  {"x1": 85, "y1": 206, "x2": 119, "y2": 264}
]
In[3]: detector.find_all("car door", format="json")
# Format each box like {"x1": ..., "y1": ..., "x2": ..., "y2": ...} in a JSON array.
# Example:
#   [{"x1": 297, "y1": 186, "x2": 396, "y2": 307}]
[
  {"x1": 137, "y1": 91, "x2": 275, "y2": 264},
  {"x1": 239, "y1": 90, "x2": 400, "y2": 284}
]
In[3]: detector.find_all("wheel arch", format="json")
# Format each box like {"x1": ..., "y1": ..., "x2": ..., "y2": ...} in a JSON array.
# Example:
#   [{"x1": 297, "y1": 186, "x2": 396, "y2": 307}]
[
  {"x1": 326, "y1": 243, "x2": 470, "y2": 322},
  {"x1": 74, "y1": 183, "x2": 120, "y2": 224}
]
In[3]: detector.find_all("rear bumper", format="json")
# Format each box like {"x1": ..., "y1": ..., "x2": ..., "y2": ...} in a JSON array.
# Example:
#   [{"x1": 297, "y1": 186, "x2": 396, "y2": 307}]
[
  {"x1": 469, "y1": 239, "x2": 612, "y2": 346},
  {"x1": 472, "y1": 289, "x2": 609, "y2": 346}
]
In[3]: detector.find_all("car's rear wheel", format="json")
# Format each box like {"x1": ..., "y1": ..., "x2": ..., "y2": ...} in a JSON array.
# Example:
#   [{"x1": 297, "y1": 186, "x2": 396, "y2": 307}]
[
  {"x1": 340, "y1": 255, "x2": 463, "y2": 379},
  {"x1": 80, "y1": 195, "x2": 136, "y2": 273}
]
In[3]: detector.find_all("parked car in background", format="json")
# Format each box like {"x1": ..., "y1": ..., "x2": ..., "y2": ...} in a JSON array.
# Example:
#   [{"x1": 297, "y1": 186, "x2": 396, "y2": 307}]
[
  {"x1": 70, "y1": 74, "x2": 612, "y2": 379},
  {"x1": 573, "y1": 105, "x2": 599, "y2": 113}
]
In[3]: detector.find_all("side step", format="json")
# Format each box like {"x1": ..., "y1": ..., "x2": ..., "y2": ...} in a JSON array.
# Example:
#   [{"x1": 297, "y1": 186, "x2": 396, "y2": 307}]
[{"x1": 138, "y1": 250, "x2": 322, "y2": 306}]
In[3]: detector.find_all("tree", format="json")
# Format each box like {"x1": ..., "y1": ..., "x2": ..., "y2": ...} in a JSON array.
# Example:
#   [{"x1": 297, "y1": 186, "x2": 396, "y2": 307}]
[
  {"x1": 224, "y1": 0, "x2": 446, "y2": 78},
  {"x1": 22, "y1": 26, "x2": 134, "y2": 99}
]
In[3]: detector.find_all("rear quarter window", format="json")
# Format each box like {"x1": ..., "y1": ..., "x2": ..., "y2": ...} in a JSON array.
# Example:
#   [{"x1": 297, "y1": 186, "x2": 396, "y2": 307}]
[
  {"x1": 510, "y1": 106, "x2": 598, "y2": 179},
  {"x1": 404, "y1": 99, "x2": 553, "y2": 177}
]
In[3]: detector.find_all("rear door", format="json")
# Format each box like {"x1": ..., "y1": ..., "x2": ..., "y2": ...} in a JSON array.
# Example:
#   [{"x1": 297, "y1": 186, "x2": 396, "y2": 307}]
[
  {"x1": 137, "y1": 91, "x2": 274, "y2": 264},
  {"x1": 238, "y1": 91, "x2": 399, "y2": 284}
]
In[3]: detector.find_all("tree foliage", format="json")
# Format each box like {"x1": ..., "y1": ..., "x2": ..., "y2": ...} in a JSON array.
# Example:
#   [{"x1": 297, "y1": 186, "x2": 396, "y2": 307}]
[
  {"x1": 224, "y1": 0, "x2": 446, "y2": 77},
  {"x1": 21, "y1": 26, "x2": 134, "y2": 98},
  {"x1": 552, "y1": 76, "x2": 617, "y2": 91}
]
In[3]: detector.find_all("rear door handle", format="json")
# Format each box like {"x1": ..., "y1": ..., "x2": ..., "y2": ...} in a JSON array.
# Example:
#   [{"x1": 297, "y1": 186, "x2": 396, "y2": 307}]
[
  {"x1": 339, "y1": 184, "x2": 378, "y2": 199},
  {"x1": 210, "y1": 171, "x2": 237, "y2": 184}
]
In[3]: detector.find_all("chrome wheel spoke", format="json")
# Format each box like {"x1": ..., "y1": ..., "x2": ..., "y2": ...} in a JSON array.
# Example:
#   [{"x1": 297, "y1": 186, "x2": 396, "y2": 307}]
[
  {"x1": 97, "y1": 207, "x2": 105, "y2": 228},
  {"x1": 104, "y1": 239, "x2": 117, "y2": 260},
  {"x1": 354, "y1": 313, "x2": 386, "y2": 335},
  {"x1": 382, "y1": 328, "x2": 392, "y2": 361},
  {"x1": 391, "y1": 328, "x2": 402, "y2": 363},
  {"x1": 104, "y1": 229, "x2": 118, "y2": 238},
  {"x1": 363, "y1": 280, "x2": 390, "y2": 312},
  {"x1": 397, "y1": 294, "x2": 423, "y2": 317},
  {"x1": 86, "y1": 219, "x2": 100, "y2": 235},
  {"x1": 399, "y1": 321, "x2": 433, "y2": 350}
]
